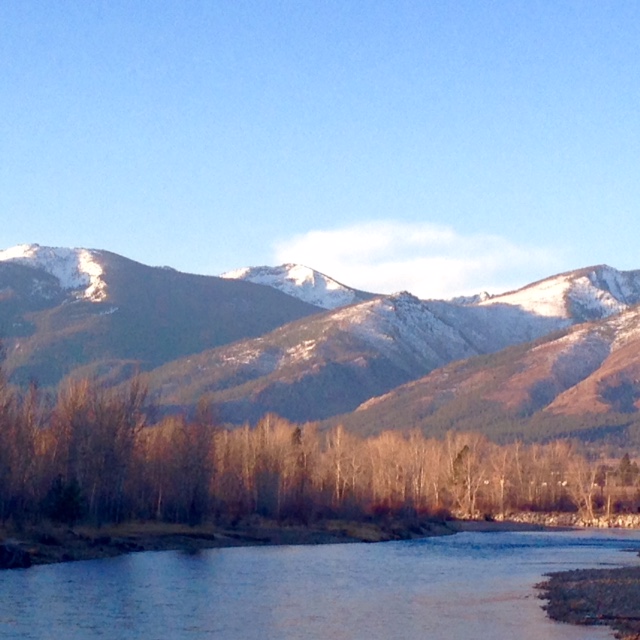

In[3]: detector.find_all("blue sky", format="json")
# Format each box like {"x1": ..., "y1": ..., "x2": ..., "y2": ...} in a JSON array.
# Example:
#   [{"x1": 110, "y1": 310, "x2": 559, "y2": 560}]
[{"x1": 2, "y1": 1, "x2": 639, "y2": 298}]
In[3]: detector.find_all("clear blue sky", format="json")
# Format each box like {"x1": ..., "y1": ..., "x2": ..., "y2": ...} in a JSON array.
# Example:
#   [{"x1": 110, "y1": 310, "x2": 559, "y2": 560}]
[{"x1": 2, "y1": 1, "x2": 639, "y2": 298}]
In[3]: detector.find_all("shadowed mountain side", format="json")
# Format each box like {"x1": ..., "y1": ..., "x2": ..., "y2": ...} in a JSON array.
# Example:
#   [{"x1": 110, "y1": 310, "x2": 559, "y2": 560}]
[
  {"x1": 327, "y1": 306, "x2": 640, "y2": 442},
  {"x1": 0, "y1": 251, "x2": 322, "y2": 387}
]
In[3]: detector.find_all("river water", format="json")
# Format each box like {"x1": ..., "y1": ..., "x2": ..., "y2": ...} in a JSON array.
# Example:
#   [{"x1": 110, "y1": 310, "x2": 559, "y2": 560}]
[{"x1": 1, "y1": 529, "x2": 639, "y2": 639}]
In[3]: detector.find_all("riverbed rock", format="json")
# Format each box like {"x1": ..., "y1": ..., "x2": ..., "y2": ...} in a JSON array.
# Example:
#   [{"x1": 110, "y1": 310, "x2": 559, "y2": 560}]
[{"x1": 0, "y1": 541, "x2": 32, "y2": 569}]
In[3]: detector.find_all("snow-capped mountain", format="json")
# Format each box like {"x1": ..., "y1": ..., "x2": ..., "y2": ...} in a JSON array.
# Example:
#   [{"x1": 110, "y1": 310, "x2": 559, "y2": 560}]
[
  {"x1": 323, "y1": 291, "x2": 566, "y2": 368},
  {"x1": 0, "y1": 245, "x2": 322, "y2": 387},
  {"x1": 140, "y1": 264, "x2": 640, "y2": 428},
  {"x1": 4, "y1": 243, "x2": 640, "y2": 441},
  {"x1": 145, "y1": 292, "x2": 474, "y2": 423},
  {"x1": 475, "y1": 264, "x2": 640, "y2": 321},
  {"x1": 0, "y1": 243, "x2": 107, "y2": 301},
  {"x1": 220, "y1": 263, "x2": 374, "y2": 309}
]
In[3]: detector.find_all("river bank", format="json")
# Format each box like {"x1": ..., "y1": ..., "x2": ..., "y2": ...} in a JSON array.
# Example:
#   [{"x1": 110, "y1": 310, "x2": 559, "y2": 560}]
[
  {"x1": 4, "y1": 512, "x2": 639, "y2": 571},
  {"x1": 0, "y1": 516, "x2": 464, "y2": 569},
  {"x1": 7, "y1": 517, "x2": 640, "y2": 639},
  {"x1": 470, "y1": 513, "x2": 640, "y2": 640},
  {"x1": 0, "y1": 515, "x2": 554, "y2": 570},
  {"x1": 537, "y1": 565, "x2": 640, "y2": 640}
]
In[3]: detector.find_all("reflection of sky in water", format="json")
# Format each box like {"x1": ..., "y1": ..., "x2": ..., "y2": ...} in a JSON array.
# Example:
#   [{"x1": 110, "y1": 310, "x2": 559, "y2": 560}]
[{"x1": 1, "y1": 529, "x2": 639, "y2": 640}]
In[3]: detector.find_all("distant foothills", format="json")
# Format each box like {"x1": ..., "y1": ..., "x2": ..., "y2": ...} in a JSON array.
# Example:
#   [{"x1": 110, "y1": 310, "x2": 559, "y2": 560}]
[{"x1": 2, "y1": 243, "x2": 640, "y2": 445}]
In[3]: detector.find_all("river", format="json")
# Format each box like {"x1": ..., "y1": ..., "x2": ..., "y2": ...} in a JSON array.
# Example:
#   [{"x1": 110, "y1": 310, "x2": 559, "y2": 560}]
[{"x1": 1, "y1": 529, "x2": 639, "y2": 639}]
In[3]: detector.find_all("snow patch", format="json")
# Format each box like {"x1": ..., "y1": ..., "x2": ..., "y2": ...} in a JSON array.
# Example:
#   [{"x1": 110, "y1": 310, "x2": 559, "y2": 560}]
[
  {"x1": 327, "y1": 293, "x2": 479, "y2": 369},
  {"x1": 610, "y1": 308, "x2": 640, "y2": 349},
  {"x1": 596, "y1": 265, "x2": 636, "y2": 301},
  {"x1": 285, "y1": 339, "x2": 317, "y2": 363},
  {"x1": 98, "y1": 306, "x2": 119, "y2": 316},
  {"x1": 480, "y1": 275, "x2": 573, "y2": 318},
  {"x1": 0, "y1": 244, "x2": 107, "y2": 301}
]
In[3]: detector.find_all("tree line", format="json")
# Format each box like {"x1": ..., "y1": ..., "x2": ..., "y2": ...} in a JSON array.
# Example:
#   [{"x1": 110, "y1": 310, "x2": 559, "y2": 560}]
[{"x1": 0, "y1": 376, "x2": 638, "y2": 528}]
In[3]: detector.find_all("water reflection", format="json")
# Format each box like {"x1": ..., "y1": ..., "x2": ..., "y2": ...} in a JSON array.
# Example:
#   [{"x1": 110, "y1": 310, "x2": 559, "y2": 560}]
[{"x1": 1, "y1": 529, "x2": 638, "y2": 639}]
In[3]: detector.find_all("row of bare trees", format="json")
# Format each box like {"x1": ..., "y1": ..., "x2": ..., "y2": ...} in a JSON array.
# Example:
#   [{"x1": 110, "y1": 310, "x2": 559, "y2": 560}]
[{"x1": 0, "y1": 377, "x2": 637, "y2": 527}]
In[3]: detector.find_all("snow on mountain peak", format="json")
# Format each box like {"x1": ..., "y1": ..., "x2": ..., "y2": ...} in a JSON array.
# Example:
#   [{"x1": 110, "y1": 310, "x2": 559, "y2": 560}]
[
  {"x1": 479, "y1": 274, "x2": 574, "y2": 318},
  {"x1": 220, "y1": 263, "x2": 365, "y2": 309},
  {"x1": 0, "y1": 244, "x2": 106, "y2": 301},
  {"x1": 477, "y1": 265, "x2": 640, "y2": 321}
]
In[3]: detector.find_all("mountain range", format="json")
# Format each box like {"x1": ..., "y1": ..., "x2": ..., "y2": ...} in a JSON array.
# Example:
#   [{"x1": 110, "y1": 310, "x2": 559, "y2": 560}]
[
  {"x1": 2, "y1": 243, "x2": 640, "y2": 443},
  {"x1": 0, "y1": 245, "x2": 319, "y2": 387}
]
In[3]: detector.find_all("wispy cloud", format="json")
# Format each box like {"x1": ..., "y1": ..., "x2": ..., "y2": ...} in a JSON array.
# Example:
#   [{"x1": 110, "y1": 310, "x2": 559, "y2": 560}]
[{"x1": 274, "y1": 221, "x2": 562, "y2": 299}]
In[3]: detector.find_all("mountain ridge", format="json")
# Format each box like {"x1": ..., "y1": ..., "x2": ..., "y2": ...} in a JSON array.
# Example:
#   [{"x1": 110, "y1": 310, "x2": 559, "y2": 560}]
[{"x1": 4, "y1": 244, "x2": 640, "y2": 442}]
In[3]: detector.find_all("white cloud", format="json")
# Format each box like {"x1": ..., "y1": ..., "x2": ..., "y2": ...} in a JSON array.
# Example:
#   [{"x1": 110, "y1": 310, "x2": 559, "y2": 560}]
[{"x1": 274, "y1": 221, "x2": 562, "y2": 299}]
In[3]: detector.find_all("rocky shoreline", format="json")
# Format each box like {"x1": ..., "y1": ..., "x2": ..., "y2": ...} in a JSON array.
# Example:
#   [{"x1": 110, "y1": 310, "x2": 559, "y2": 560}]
[
  {"x1": 504, "y1": 511, "x2": 640, "y2": 530},
  {"x1": 520, "y1": 511, "x2": 640, "y2": 640},
  {"x1": 537, "y1": 565, "x2": 640, "y2": 640},
  {"x1": 470, "y1": 512, "x2": 640, "y2": 640}
]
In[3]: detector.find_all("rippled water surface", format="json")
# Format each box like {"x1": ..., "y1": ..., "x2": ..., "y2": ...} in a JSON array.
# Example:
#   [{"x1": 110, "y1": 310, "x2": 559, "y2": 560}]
[{"x1": 1, "y1": 529, "x2": 640, "y2": 639}]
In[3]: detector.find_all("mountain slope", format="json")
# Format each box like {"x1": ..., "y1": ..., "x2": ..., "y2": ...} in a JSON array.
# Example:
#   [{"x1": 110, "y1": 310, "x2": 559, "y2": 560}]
[
  {"x1": 220, "y1": 263, "x2": 375, "y2": 309},
  {"x1": 331, "y1": 305, "x2": 640, "y2": 442},
  {"x1": 0, "y1": 245, "x2": 323, "y2": 387},
  {"x1": 142, "y1": 291, "x2": 573, "y2": 424}
]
